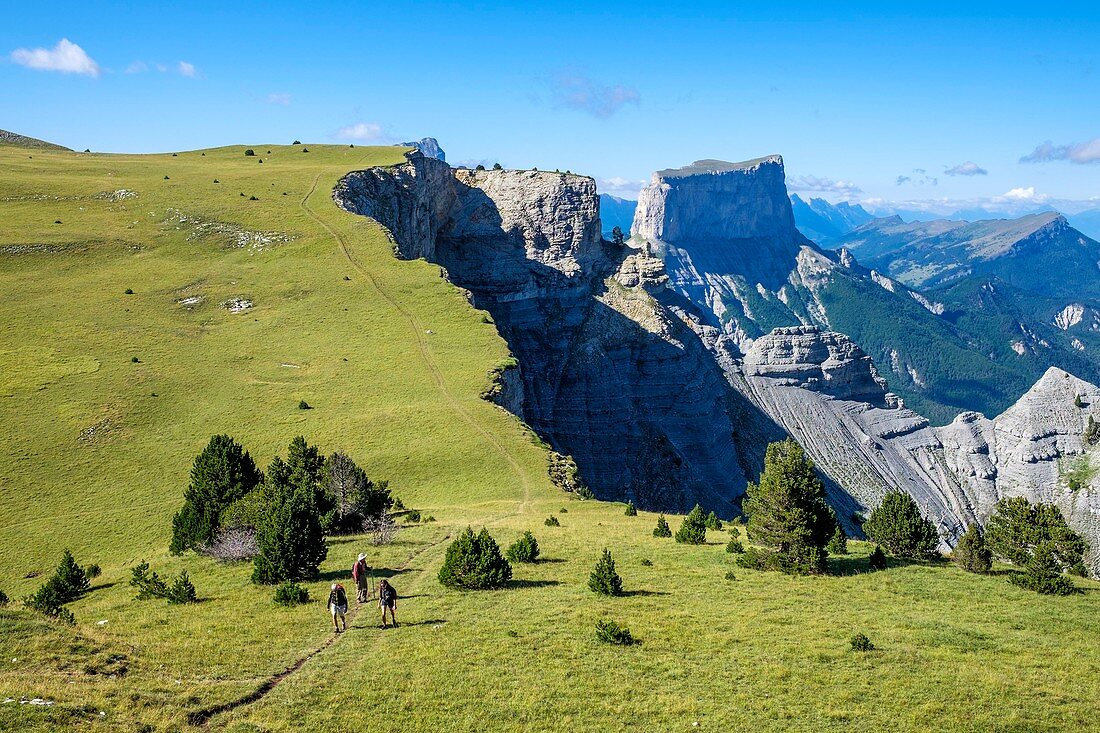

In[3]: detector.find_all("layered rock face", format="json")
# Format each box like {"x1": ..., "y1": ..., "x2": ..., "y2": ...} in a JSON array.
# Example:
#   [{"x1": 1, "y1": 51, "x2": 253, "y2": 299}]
[{"x1": 336, "y1": 153, "x2": 771, "y2": 510}]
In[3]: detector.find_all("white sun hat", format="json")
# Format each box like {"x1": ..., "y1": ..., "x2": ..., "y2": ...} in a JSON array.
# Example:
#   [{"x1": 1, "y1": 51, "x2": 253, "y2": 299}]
[{"x1": 357, "y1": 553, "x2": 366, "y2": 561}]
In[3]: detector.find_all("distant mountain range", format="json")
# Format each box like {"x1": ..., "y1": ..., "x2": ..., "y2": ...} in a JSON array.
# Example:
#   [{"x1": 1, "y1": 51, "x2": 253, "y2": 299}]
[
  {"x1": 599, "y1": 193, "x2": 637, "y2": 238},
  {"x1": 789, "y1": 194, "x2": 874, "y2": 242}
]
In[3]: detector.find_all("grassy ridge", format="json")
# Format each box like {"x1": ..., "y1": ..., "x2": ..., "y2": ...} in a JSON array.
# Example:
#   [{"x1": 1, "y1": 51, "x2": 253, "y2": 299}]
[{"x1": 2, "y1": 144, "x2": 1099, "y2": 732}]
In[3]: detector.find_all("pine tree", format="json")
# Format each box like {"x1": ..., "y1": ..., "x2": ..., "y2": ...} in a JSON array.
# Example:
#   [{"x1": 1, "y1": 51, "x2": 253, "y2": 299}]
[
  {"x1": 251, "y1": 446, "x2": 329, "y2": 584},
  {"x1": 506, "y1": 531, "x2": 540, "y2": 563},
  {"x1": 171, "y1": 435, "x2": 261, "y2": 554},
  {"x1": 168, "y1": 571, "x2": 198, "y2": 604},
  {"x1": 985, "y1": 497, "x2": 1085, "y2": 594},
  {"x1": 653, "y1": 514, "x2": 672, "y2": 538},
  {"x1": 438, "y1": 527, "x2": 512, "y2": 589},
  {"x1": 863, "y1": 491, "x2": 940, "y2": 559},
  {"x1": 742, "y1": 439, "x2": 834, "y2": 574},
  {"x1": 868, "y1": 546, "x2": 888, "y2": 570},
  {"x1": 53, "y1": 549, "x2": 90, "y2": 601},
  {"x1": 611, "y1": 226, "x2": 625, "y2": 246},
  {"x1": 705, "y1": 511, "x2": 723, "y2": 531},
  {"x1": 826, "y1": 524, "x2": 849, "y2": 555},
  {"x1": 588, "y1": 548, "x2": 623, "y2": 596},
  {"x1": 1085, "y1": 415, "x2": 1100, "y2": 446},
  {"x1": 675, "y1": 505, "x2": 708, "y2": 544},
  {"x1": 953, "y1": 523, "x2": 992, "y2": 573},
  {"x1": 624, "y1": 501, "x2": 637, "y2": 517}
]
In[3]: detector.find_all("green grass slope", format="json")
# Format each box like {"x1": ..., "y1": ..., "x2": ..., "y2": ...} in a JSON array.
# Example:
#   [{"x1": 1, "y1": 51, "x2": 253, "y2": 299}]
[{"x1": 1, "y1": 144, "x2": 1099, "y2": 732}]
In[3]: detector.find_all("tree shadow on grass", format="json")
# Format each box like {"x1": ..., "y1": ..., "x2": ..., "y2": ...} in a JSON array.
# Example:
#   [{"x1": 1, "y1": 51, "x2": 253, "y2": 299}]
[
  {"x1": 393, "y1": 618, "x2": 447, "y2": 628},
  {"x1": 827, "y1": 555, "x2": 915, "y2": 577},
  {"x1": 621, "y1": 589, "x2": 666, "y2": 597},
  {"x1": 509, "y1": 579, "x2": 561, "y2": 589},
  {"x1": 537, "y1": 558, "x2": 568, "y2": 564}
]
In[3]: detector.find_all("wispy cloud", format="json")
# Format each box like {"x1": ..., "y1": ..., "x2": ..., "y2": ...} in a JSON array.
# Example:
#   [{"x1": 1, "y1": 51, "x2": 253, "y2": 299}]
[
  {"x1": 125, "y1": 60, "x2": 198, "y2": 77},
  {"x1": 1020, "y1": 138, "x2": 1100, "y2": 164},
  {"x1": 550, "y1": 73, "x2": 640, "y2": 118},
  {"x1": 945, "y1": 161, "x2": 988, "y2": 176},
  {"x1": 335, "y1": 122, "x2": 386, "y2": 142},
  {"x1": 10, "y1": 38, "x2": 99, "y2": 77},
  {"x1": 266, "y1": 92, "x2": 292, "y2": 105},
  {"x1": 125, "y1": 60, "x2": 148, "y2": 74},
  {"x1": 896, "y1": 175, "x2": 911, "y2": 186},
  {"x1": 787, "y1": 174, "x2": 862, "y2": 196},
  {"x1": 597, "y1": 176, "x2": 647, "y2": 197},
  {"x1": 178, "y1": 61, "x2": 196, "y2": 78},
  {"x1": 896, "y1": 169, "x2": 937, "y2": 187}
]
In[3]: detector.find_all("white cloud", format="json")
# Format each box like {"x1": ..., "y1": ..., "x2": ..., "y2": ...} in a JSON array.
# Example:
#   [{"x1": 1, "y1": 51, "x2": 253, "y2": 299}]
[
  {"x1": 125, "y1": 60, "x2": 148, "y2": 74},
  {"x1": 945, "y1": 161, "x2": 988, "y2": 176},
  {"x1": 597, "y1": 176, "x2": 647, "y2": 197},
  {"x1": 996, "y1": 186, "x2": 1050, "y2": 203},
  {"x1": 336, "y1": 122, "x2": 386, "y2": 142},
  {"x1": 178, "y1": 61, "x2": 196, "y2": 78},
  {"x1": 549, "y1": 73, "x2": 640, "y2": 118},
  {"x1": 266, "y1": 92, "x2": 292, "y2": 105},
  {"x1": 10, "y1": 38, "x2": 99, "y2": 77},
  {"x1": 155, "y1": 63, "x2": 168, "y2": 73},
  {"x1": 1021, "y1": 137, "x2": 1100, "y2": 164},
  {"x1": 787, "y1": 174, "x2": 862, "y2": 195}
]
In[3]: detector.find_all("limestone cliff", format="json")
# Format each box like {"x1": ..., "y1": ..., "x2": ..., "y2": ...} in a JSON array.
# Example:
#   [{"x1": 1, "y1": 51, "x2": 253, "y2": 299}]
[{"x1": 336, "y1": 153, "x2": 774, "y2": 511}]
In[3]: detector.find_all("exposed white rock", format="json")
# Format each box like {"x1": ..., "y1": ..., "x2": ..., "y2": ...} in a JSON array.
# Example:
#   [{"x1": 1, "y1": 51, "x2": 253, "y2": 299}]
[{"x1": 1055, "y1": 303, "x2": 1085, "y2": 330}]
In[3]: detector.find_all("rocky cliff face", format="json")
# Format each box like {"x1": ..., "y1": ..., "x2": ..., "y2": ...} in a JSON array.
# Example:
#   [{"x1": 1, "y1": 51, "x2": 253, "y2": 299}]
[
  {"x1": 336, "y1": 153, "x2": 774, "y2": 510},
  {"x1": 337, "y1": 150, "x2": 1100, "y2": 570}
]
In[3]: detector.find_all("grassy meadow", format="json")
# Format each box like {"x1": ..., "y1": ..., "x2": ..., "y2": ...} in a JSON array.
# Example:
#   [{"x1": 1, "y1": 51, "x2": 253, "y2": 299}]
[{"x1": 1, "y1": 141, "x2": 1099, "y2": 732}]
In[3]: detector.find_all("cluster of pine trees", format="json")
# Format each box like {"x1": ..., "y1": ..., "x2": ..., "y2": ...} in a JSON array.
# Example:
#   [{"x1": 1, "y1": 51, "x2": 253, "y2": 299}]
[{"x1": 170, "y1": 435, "x2": 392, "y2": 584}]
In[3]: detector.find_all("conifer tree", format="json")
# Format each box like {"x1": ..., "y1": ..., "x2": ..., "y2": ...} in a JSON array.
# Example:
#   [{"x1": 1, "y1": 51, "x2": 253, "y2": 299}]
[
  {"x1": 953, "y1": 523, "x2": 992, "y2": 573},
  {"x1": 624, "y1": 501, "x2": 637, "y2": 517},
  {"x1": 742, "y1": 439, "x2": 835, "y2": 574},
  {"x1": 863, "y1": 491, "x2": 940, "y2": 559},
  {"x1": 588, "y1": 548, "x2": 623, "y2": 596},
  {"x1": 438, "y1": 527, "x2": 512, "y2": 589},
  {"x1": 653, "y1": 514, "x2": 672, "y2": 538},
  {"x1": 171, "y1": 435, "x2": 261, "y2": 554},
  {"x1": 251, "y1": 443, "x2": 329, "y2": 584},
  {"x1": 675, "y1": 505, "x2": 708, "y2": 544},
  {"x1": 826, "y1": 524, "x2": 849, "y2": 555},
  {"x1": 705, "y1": 511, "x2": 723, "y2": 531},
  {"x1": 868, "y1": 545, "x2": 888, "y2": 570},
  {"x1": 985, "y1": 497, "x2": 1085, "y2": 594}
]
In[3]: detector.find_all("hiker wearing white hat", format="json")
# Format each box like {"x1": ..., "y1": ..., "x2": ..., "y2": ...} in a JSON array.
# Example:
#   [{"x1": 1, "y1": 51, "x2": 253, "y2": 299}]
[{"x1": 351, "y1": 552, "x2": 372, "y2": 604}]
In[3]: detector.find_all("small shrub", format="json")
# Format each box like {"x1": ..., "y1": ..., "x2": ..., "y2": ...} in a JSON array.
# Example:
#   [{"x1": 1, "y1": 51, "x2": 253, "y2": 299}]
[
  {"x1": 705, "y1": 511, "x2": 723, "y2": 531},
  {"x1": 124, "y1": 288, "x2": 134, "y2": 295},
  {"x1": 273, "y1": 581, "x2": 310, "y2": 607},
  {"x1": 726, "y1": 537, "x2": 745, "y2": 554},
  {"x1": 545, "y1": 515, "x2": 561, "y2": 527},
  {"x1": 640, "y1": 558, "x2": 652, "y2": 567},
  {"x1": 244, "y1": 149, "x2": 255, "y2": 156},
  {"x1": 588, "y1": 549, "x2": 623, "y2": 596},
  {"x1": 85, "y1": 564, "x2": 101, "y2": 580},
  {"x1": 293, "y1": 140, "x2": 302, "y2": 145},
  {"x1": 559, "y1": 507, "x2": 568, "y2": 513},
  {"x1": 364, "y1": 510, "x2": 400, "y2": 546},
  {"x1": 850, "y1": 633, "x2": 874, "y2": 652},
  {"x1": 213, "y1": 179, "x2": 220, "y2": 183},
  {"x1": 1085, "y1": 415, "x2": 1100, "y2": 446},
  {"x1": 475, "y1": 164, "x2": 486, "y2": 171},
  {"x1": 438, "y1": 527, "x2": 512, "y2": 590},
  {"x1": 163, "y1": 175, "x2": 170, "y2": 180},
  {"x1": 953, "y1": 523, "x2": 992, "y2": 573},
  {"x1": 675, "y1": 505, "x2": 707, "y2": 545},
  {"x1": 167, "y1": 571, "x2": 198, "y2": 604},
  {"x1": 826, "y1": 524, "x2": 848, "y2": 555},
  {"x1": 868, "y1": 546, "x2": 888, "y2": 570},
  {"x1": 0, "y1": 588, "x2": 7, "y2": 606},
  {"x1": 249, "y1": 195, "x2": 258, "y2": 201},
  {"x1": 298, "y1": 400, "x2": 312, "y2": 410},
  {"x1": 405, "y1": 509, "x2": 422, "y2": 523},
  {"x1": 653, "y1": 515, "x2": 672, "y2": 538},
  {"x1": 506, "y1": 531, "x2": 540, "y2": 563},
  {"x1": 392, "y1": 498, "x2": 405, "y2": 511},
  {"x1": 724, "y1": 570, "x2": 737, "y2": 581},
  {"x1": 302, "y1": 148, "x2": 309, "y2": 153},
  {"x1": 202, "y1": 526, "x2": 259, "y2": 562},
  {"x1": 736, "y1": 546, "x2": 824, "y2": 575},
  {"x1": 131, "y1": 356, "x2": 141, "y2": 363},
  {"x1": 130, "y1": 562, "x2": 169, "y2": 600},
  {"x1": 1075, "y1": 394, "x2": 1085, "y2": 408},
  {"x1": 493, "y1": 163, "x2": 503, "y2": 170},
  {"x1": 624, "y1": 501, "x2": 637, "y2": 517},
  {"x1": 422, "y1": 515, "x2": 436, "y2": 523},
  {"x1": 595, "y1": 618, "x2": 635, "y2": 645},
  {"x1": 575, "y1": 486, "x2": 596, "y2": 500}
]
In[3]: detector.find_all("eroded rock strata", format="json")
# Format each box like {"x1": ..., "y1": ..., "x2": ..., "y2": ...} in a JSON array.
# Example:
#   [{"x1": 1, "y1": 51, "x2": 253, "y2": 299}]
[{"x1": 336, "y1": 151, "x2": 1100, "y2": 567}]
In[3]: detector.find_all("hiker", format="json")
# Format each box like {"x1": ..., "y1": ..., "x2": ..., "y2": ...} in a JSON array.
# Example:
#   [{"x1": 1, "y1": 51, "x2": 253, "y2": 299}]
[
  {"x1": 328, "y1": 582, "x2": 348, "y2": 633},
  {"x1": 378, "y1": 578, "x2": 398, "y2": 629},
  {"x1": 352, "y1": 552, "x2": 371, "y2": 603}
]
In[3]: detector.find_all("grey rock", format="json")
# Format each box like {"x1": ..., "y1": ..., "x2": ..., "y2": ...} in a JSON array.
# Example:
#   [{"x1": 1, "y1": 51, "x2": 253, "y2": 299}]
[{"x1": 400, "y1": 137, "x2": 446, "y2": 161}]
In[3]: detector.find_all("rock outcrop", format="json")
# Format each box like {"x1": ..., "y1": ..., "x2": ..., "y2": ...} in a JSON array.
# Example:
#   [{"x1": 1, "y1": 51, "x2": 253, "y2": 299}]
[
  {"x1": 336, "y1": 152, "x2": 775, "y2": 510},
  {"x1": 400, "y1": 137, "x2": 446, "y2": 161}
]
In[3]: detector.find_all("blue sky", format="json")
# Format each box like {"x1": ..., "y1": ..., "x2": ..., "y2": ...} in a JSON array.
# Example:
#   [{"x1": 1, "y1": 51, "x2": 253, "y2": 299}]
[{"x1": 3, "y1": 1, "x2": 1098, "y2": 213}]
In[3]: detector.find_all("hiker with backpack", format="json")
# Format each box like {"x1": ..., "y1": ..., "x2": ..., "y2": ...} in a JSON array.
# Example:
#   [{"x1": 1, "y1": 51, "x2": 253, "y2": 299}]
[
  {"x1": 378, "y1": 578, "x2": 398, "y2": 629},
  {"x1": 352, "y1": 552, "x2": 372, "y2": 603},
  {"x1": 328, "y1": 582, "x2": 349, "y2": 633}
]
